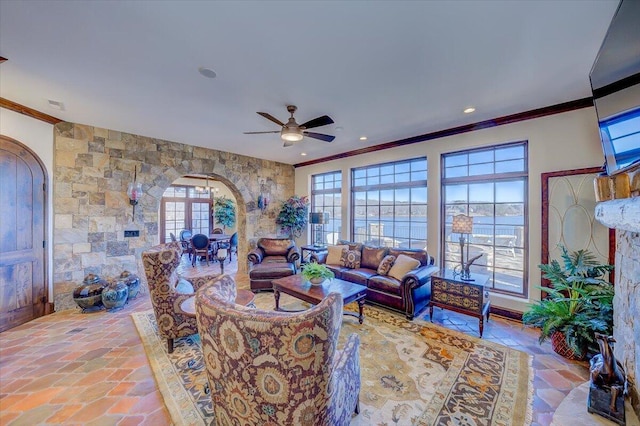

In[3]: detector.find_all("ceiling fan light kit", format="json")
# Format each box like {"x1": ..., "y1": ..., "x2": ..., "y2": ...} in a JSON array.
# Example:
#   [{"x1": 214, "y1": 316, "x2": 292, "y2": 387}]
[{"x1": 244, "y1": 105, "x2": 336, "y2": 147}]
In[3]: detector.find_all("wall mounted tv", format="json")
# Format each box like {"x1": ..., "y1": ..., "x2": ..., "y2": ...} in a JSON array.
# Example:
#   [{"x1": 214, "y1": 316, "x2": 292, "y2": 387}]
[{"x1": 589, "y1": 0, "x2": 640, "y2": 176}]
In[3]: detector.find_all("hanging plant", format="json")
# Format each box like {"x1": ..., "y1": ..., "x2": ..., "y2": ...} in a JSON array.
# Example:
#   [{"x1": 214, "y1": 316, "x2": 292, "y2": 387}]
[
  {"x1": 213, "y1": 196, "x2": 236, "y2": 230},
  {"x1": 276, "y1": 195, "x2": 309, "y2": 239}
]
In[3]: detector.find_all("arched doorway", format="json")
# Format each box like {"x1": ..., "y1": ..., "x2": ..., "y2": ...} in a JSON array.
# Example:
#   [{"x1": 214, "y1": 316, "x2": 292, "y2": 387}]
[{"x1": 0, "y1": 135, "x2": 48, "y2": 331}]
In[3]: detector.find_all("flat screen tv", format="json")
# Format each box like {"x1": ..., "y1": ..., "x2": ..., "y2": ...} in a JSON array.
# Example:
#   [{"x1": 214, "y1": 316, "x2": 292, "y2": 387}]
[{"x1": 589, "y1": 0, "x2": 640, "y2": 175}]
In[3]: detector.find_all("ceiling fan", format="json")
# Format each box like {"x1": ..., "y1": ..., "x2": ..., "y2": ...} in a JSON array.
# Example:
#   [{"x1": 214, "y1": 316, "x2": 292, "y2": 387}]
[{"x1": 244, "y1": 105, "x2": 335, "y2": 147}]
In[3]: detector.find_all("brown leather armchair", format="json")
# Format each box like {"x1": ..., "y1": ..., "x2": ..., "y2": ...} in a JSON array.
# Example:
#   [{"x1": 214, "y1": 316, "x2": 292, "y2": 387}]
[
  {"x1": 195, "y1": 278, "x2": 360, "y2": 425},
  {"x1": 247, "y1": 238, "x2": 300, "y2": 292}
]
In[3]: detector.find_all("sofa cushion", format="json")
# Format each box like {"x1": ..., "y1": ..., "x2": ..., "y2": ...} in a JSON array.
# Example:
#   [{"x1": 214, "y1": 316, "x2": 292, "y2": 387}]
[
  {"x1": 388, "y1": 248, "x2": 428, "y2": 266},
  {"x1": 324, "y1": 264, "x2": 349, "y2": 279},
  {"x1": 388, "y1": 254, "x2": 421, "y2": 281},
  {"x1": 368, "y1": 275, "x2": 402, "y2": 296},
  {"x1": 361, "y1": 246, "x2": 388, "y2": 270},
  {"x1": 340, "y1": 249, "x2": 361, "y2": 269},
  {"x1": 249, "y1": 263, "x2": 296, "y2": 280},
  {"x1": 258, "y1": 239, "x2": 294, "y2": 256},
  {"x1": 341, "y1": 268, "x2": 377, "y2": 286},
  {"x1": 377, "y1": 255, "x2": 396, "y2": 276},
  {"x1": 326, "y1": 244, "x2": 348, "y2": 265},
  {"x1": 337, "y1": 240, "x2": 364, "y2": 252}
]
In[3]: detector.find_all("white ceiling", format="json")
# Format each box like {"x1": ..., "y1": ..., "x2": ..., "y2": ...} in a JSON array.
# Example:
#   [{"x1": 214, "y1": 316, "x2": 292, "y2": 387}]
[{"x1": 0, "y1": 1, "x2": 619, "y2": 165}]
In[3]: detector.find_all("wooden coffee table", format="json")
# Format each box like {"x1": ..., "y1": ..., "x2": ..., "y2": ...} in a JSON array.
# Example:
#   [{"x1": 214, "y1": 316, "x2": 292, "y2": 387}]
[
  {"x1": 271, "y1": 275, "x2": 367, "y2": 324},
  {"x1": 180, "y1": 288, "x2": 256, "y2": 316}
]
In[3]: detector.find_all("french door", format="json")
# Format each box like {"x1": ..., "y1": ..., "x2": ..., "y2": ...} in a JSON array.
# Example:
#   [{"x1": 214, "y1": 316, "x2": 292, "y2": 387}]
[{"x1": 160, "y1": 186, "x2": 213, "y2": 242}]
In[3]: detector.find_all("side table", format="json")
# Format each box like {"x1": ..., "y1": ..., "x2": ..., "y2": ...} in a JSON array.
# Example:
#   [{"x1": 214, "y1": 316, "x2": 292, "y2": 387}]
[
  {"x1": 300, "y1": 245, "x2": 328, "y2": 264},
  {"x1": 429, "y1": 270, "x2": 491, "y2": 337}
]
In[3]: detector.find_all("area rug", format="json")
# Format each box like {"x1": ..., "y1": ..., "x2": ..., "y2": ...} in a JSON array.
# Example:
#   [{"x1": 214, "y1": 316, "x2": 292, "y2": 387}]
[{"x1": 132, "y1": 299, "x2": 533, "y2": 426}]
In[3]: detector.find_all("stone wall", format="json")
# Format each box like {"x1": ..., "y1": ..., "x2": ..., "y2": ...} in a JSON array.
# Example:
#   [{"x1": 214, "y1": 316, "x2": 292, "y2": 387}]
[
  {"x1": 596, "y1": 196, "x2": 640, "y2": 418},
  {"x1": 53, "y1": 123, "x2": 294, "y2": 310},
  {"x1": 613, "y1": 229, "x2": 640, "y2": 418}
]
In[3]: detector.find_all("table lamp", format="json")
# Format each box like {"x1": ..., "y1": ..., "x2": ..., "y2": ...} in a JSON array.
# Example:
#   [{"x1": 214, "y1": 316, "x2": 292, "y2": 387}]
[
  {"x1": 309, "y1": 212, "x2": 330, "y2": 247},
  {"x1": 452, "y1": 214, "x2": 474, "y2": 280}
]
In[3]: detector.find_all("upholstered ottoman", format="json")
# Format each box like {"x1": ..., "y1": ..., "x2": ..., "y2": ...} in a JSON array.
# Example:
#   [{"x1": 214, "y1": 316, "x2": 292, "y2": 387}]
[{"x1": 249, "y1": 263, "x2": 296, "y2": 292}]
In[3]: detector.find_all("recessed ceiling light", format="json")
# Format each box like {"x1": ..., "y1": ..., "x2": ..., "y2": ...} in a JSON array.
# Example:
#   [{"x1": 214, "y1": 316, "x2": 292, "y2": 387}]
[
  {"x1": 359, "y1": 136, "x2": 367, "y2": 141},
  {"x1": 48, "y1": 99, "x2": 65, "y2": 111},
  {"x1": 463, "y1": 107, "x2": 476, "y2": 114},
  {"x1": 301, "y1": 152, "x2": 307, "y2": 156},
  {"x1": 198, "y1": 67, "x2": 217, "y2": 79}
]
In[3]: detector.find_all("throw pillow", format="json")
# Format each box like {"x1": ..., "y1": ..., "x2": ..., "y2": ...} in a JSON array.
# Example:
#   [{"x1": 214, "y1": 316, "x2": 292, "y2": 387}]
[
  {"x1": 340, "y1": 249, "x2": 361, "y2": 269},
  {"x1": 388, "y1": 254, "x2": 421, "y2": 281},
  {"x1": 326, "y1": 244, "x2": 348, "y2": 265},
  {"x1": 377, "y1": 255, "x2": 396, "y2": 276}
]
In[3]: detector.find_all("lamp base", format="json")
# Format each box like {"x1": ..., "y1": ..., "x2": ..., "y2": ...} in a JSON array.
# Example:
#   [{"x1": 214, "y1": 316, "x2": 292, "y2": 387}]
[{"x1": 460, "y1": 276, "x2": 475, "y2": 282}]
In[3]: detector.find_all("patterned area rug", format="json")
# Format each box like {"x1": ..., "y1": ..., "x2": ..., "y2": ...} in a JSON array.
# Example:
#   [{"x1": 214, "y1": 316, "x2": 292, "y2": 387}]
[{"x1": 132, "y1": 297, "x2": 533, "y2": 426}]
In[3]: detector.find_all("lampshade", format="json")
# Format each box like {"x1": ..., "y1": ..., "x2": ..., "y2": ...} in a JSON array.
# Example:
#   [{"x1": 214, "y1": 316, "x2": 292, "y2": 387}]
[
  {"x1": 281, "y1": 127, "x2": 303, "y2": 142},
  {"x1": 452, "y1": 214, "x2": 473, "y2": 234},
  {"x1": 309, "y1": 212, "x2": 329, "y2": 224}
]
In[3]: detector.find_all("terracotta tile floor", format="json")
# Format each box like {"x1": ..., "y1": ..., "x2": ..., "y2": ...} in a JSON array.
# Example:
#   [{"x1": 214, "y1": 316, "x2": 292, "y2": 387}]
[{"x1": 0, "y1": 258, "x2": 589, "y2": 425}]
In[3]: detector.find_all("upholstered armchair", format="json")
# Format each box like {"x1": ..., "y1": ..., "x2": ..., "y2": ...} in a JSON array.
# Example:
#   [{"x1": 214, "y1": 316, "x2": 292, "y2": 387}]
[
  {"x1": 195, "y1": 279, "x2": 360, "y2": 426},
  {"x1": 141, "y1": 242, "x2": 220, "y2": 353},
  {"x1": 248, "y1": 238, "x2": 300, "y2": 291}
]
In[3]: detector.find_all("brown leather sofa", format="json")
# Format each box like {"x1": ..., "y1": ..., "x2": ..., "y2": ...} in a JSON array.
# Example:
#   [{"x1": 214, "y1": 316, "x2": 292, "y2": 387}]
[
  {"x1": 311, "y1": 241, "x2": 438, "y2": 320},
  {"x1": 247, "y1": 238, "x2": 300, "y2": 291}
]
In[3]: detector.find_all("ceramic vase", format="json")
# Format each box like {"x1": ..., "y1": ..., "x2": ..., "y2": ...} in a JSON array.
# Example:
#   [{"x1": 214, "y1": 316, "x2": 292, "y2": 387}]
[
  {"x1": 73, "y1": 274, "x2": 107, "y2": 312},
  {"x1": 119, "y1": 270, "x2": 140, "y2": 301},
  {"x1": 102, "y1": 280, "x2": 129, "y2": 312}
]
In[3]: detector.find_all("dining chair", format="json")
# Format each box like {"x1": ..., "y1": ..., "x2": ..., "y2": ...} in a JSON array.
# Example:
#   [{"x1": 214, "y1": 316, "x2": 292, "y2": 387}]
[
  {"x1": 191, "y1": 233, "x2": 212, "y2": 266},
  {"x1": 178, "y1": 229, "x2": 193, "y2": 261}
]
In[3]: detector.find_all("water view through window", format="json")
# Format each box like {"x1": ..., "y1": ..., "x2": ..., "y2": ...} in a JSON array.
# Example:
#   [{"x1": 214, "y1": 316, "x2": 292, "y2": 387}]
[{"x1": 442, "y1": 142, "x2": 528, "y2": 296}]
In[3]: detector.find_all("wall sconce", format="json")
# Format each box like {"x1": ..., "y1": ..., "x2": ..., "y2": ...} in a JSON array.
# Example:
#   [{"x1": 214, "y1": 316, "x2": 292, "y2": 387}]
[
  {"x1": 452, "y1": 214, "x2": 474, "y2": 281},
  {"x1": 257, "y1": 179, "x2": 269, "y2": 212},
  {"x1": 127, "y1": 166, "x2": 143, "y2": 218}
]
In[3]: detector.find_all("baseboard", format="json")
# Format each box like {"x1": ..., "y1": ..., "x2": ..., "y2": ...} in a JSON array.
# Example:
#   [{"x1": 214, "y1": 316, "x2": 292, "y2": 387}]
[
  {"x1": 490, "y1": 306, "x2": 523, "y2": 322},
  {"x1": 45, "y1": 302, "x2": 55, "y2": 315}
]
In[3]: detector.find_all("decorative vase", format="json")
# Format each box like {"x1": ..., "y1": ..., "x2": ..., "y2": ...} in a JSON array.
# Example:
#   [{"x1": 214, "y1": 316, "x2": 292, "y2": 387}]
[
  {"x1": 119, "y1": 270, "x2": 140, "y2": 301},
  {"x1": 309, "y1": 277, "x2": 325, "y2": 286},
  {"x1": 551, "y1": 331, "x2": 586, "y2": 360},
  {"x1": 73, "y1": 274, "x2": 107, "y2": 313},
  {"x1": 102, "y1": 280, "x2": 129, "y2": 312}
]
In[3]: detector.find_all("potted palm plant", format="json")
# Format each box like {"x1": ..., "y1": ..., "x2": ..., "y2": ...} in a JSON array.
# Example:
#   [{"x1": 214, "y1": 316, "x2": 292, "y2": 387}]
[
  {"x1": 523, "y1": 246, "x2": 614, "y2": 360},
  {"x1": 301, "y1": 262, "x2": 334, "y2": 285}
]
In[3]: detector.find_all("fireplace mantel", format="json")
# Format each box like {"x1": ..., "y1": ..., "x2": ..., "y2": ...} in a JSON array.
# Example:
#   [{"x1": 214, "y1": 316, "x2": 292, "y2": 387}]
[{"x1": 595, "y1": 196, "x2": 640, "y2": 233}]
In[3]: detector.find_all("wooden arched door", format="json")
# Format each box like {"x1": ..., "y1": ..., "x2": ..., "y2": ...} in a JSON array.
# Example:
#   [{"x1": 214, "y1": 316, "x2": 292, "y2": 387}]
[{"x1": 0, "y1": 135, "x2": 47, "y2": 331}]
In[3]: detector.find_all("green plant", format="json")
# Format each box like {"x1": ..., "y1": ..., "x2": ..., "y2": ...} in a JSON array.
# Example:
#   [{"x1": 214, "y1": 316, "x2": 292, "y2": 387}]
[
  {"x1": 275, "y1": 195, "x2": 309, "y2": 238},
  {"x1": 522, "y1": 246, "x2": 614, "y2": 358},
  {"x1": 213, "y1": 197, "x2": 236, "y2": 230},
  {"x1": 301, "y1": 262, "x2": 335, "y2": 281}
]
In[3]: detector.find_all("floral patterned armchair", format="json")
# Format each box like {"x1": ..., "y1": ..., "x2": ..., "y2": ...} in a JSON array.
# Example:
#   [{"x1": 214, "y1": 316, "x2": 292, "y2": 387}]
[
  {"x1": 195, "y1": 278, "x2": 361, "y2": 425},
  {"x1": 141, "y1": 242, "x2": 220, "y2": 353}
]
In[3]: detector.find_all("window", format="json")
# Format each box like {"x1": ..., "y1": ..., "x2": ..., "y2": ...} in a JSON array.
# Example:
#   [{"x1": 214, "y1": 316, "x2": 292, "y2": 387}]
[
  {"x1": 160, "y1": 186, "x2": 213, "y2": 242},
  {"x1": 311, "y1": 171, "x2": 342, "y2": 245},
  {"x1": 351, "y1": 157, "x2": 427, "y2": 249},
  {"x1": 441, "y1": 141, "x2": 528, "y2": 296}
]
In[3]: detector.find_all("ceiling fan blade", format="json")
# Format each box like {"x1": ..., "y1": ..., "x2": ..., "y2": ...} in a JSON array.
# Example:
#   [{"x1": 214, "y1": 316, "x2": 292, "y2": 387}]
[
  {"x1": 300, "y1": 115, "x2": 334, "y2": 129},
  {"x1": 243, "y1": 131, "x2": 280, "y2": 134},
  {"x1": 283, "y1": 140, "x2": 295, "y2": 147},
  {"x1": 304, "y1": 132, "x2": 335, "y2": 142},
  {"x1": 257, "y1": 112, "x2": 285, "y2": 127}
]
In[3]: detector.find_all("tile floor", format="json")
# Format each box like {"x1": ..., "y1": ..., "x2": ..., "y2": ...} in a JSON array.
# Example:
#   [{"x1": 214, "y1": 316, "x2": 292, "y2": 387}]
[{"x1": 0, "y1": 257, "x2": 590, "y2": 426}]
